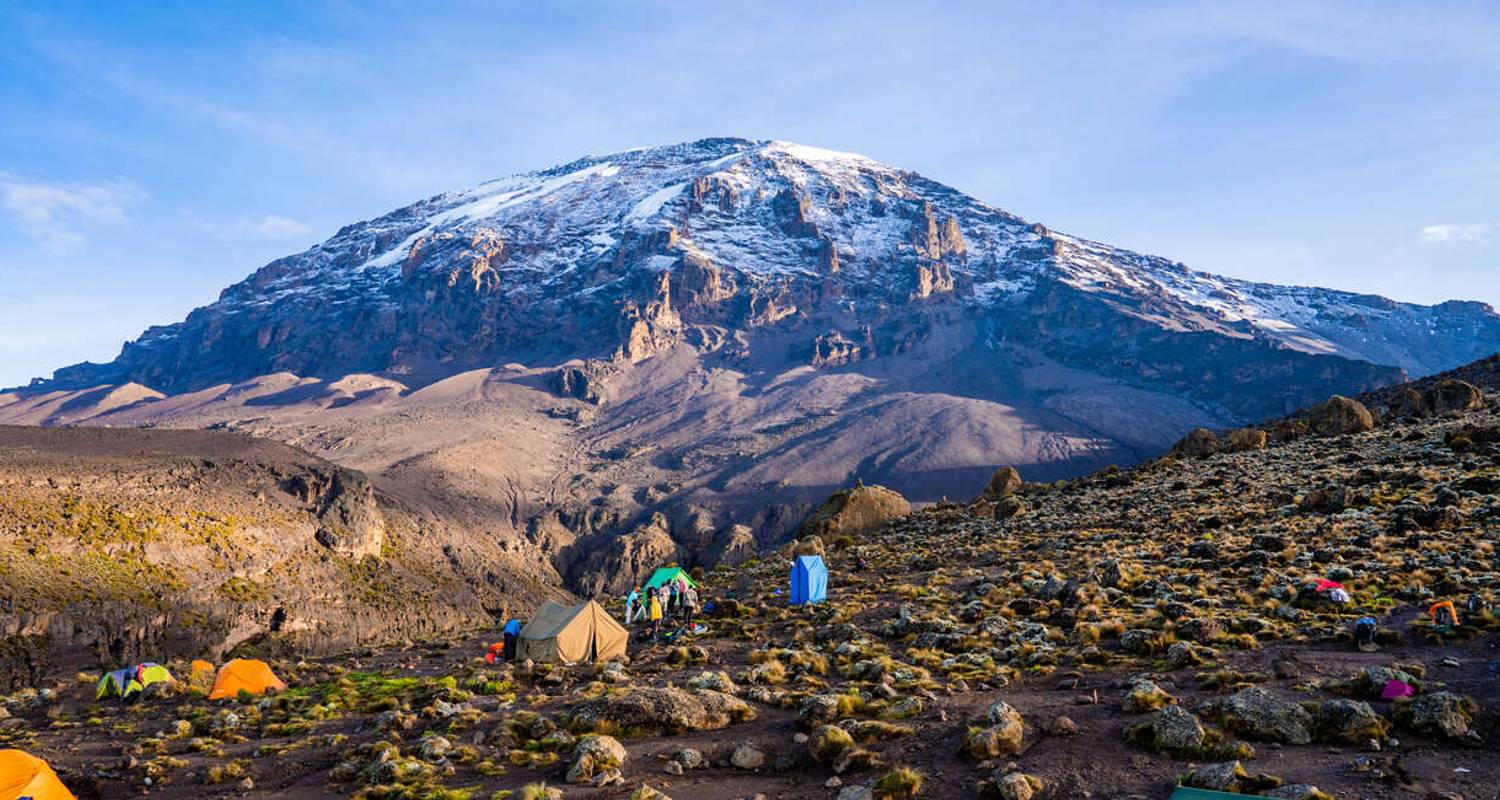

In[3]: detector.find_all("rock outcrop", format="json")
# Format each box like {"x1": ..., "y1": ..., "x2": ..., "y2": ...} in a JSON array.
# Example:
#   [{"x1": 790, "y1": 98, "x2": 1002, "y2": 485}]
[
  {"x1": 797, "y1": 484, "x2": 912, "y2": 541},
  {"x1": 1306, "y1": 395, "x2": 1375, "y2": 436}
]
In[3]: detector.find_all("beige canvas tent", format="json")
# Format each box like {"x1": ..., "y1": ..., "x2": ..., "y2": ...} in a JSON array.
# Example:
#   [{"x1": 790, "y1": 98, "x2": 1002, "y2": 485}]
[{"x1": 516, "y1": 600, "x2": 628, "y2": 663}]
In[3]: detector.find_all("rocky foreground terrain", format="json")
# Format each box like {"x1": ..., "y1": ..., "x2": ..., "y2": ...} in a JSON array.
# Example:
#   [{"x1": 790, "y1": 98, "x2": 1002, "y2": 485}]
[
  {"x1": 9, "y1": 138, "x2": 1500, "y2": 598},
  {"x1": 7, "y1": 360, "x2": 1500, "y2": 798}
]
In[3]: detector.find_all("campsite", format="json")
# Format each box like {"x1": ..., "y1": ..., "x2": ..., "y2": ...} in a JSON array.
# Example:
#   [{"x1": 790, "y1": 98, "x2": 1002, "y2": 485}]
[
  {"x1": 5, "y1": 364, "x2": 1500, "y2": 798},
  {"x1": 3, "y1": 5, "x2": 1500, "y2": 796}
]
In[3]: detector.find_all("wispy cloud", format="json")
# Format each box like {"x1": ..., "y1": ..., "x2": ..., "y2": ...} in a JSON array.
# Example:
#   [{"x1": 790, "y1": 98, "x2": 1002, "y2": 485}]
[
  {"x1": 188, "y1": 212, "x2": 314, "y2": 240},
  {"x1": 1420, "y1": 223, "x2": 1489, "y2": 243},
  {"x1": 0, "y1": 173, "x2": 146, "y2": 250}
]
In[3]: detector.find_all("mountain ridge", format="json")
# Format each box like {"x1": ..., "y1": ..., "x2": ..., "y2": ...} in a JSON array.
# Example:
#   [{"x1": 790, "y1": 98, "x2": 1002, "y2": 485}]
[
  {"x1": 23, "y1": 137, "x2": 1500, "y2": 398},
  {"x1": 8, "y1": 137, "x2": 1500, "y2": 593}
]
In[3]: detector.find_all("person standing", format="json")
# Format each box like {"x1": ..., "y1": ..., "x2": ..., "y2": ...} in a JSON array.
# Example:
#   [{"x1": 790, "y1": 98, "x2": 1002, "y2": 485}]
[
  {"x1": 502, "y1": 618, "x2": 522, "y2": 661},
  {"x1": 683, "y1": 583, "x2": 699, "y2": 627},
  {"x1": 624, "y1": 587, "x2": 640, "y2": 625},
  {"x1": 648, "y1": 591, "x2": 663, "y2": 642}
]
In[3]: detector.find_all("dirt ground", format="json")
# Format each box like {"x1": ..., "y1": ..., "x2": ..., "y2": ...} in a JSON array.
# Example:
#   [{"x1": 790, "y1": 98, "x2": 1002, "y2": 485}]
[{"x1": 17, "y1": 608, "x2": 1499, "y2": 800}]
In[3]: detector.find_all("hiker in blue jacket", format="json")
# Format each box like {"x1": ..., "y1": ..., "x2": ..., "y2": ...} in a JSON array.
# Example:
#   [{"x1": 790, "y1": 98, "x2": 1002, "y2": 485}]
[{"x1": 502, "y1": 618, "x2": 522, "y2": 661}]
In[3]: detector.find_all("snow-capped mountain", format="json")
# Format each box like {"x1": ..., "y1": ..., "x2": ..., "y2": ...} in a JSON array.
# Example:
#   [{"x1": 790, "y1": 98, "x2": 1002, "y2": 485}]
[
  {"x1": 11, "y1": 138, "x2": 1500, "y2": 591},
  {"x1": 36, "y1": 137, "x2": 1499, "y2": 403}
]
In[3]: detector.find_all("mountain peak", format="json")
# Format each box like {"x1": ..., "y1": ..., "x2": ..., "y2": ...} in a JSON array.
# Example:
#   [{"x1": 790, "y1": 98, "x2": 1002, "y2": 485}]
[{"x1": 25, "y1": 139, "x2": 1500, "y2": 398}]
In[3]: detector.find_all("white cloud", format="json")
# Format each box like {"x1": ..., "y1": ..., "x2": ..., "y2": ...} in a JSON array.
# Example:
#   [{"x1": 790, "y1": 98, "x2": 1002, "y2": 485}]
[
  {"x1": 186, "y1": 213, "x2": 314, "y2": 240},
  {"x1": 1420, "y1": 223, "x2": 1489, "y2": 243},
  {"x1": 241, "y1": 214, "x2": 313, "y2": 238},
  {"x1": 0, "y1": 174, "x2": 146, "y2": 250}
]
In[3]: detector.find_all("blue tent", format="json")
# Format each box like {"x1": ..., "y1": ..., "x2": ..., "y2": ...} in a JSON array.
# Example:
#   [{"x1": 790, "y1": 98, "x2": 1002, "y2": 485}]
[{"x1": 790, "y1": 555, "x2": 828, "y2": 605}]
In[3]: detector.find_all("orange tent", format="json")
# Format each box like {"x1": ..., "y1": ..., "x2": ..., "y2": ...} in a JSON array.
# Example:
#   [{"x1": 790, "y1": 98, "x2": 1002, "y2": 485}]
[
  {"x1": 207, "y1": 658, "x2": 287, "y2": 700},
  {"x1": 0, "y1": 749, "x2": 75, "y2": 800}
]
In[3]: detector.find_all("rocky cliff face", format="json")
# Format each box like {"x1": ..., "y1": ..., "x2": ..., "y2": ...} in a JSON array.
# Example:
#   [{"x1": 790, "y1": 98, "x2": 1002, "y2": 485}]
[
  {"x1": 11, "y1": 137, "x2": 1500, "y2": 594},
  {"x1": 0, "y1": 425, "x2": 562, "y2": 685}
]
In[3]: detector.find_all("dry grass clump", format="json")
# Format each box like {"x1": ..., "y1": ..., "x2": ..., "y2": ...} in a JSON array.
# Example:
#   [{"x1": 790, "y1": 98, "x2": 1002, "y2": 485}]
[{"x1": 872, "y1": 766, "x2": 924, "y2": 799}]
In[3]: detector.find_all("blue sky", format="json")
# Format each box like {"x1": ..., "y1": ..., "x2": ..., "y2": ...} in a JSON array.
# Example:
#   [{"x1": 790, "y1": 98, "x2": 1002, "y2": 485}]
[{"x1": 2, "y1": 1, "x2": 1496, "y2": 388}]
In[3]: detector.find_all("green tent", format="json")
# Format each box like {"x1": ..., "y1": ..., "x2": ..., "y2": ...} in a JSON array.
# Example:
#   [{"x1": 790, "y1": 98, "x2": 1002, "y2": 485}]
[
  {"x1": 642, "y1": 566, "x2": 698, "y2": 591},
  {"x1": 1169, "y1": 789, "x2": 1248, "y2": 800}
]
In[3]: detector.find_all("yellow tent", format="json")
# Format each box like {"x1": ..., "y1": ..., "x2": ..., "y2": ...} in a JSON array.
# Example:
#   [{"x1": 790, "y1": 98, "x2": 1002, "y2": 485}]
[
  {"x1": 517, "y1": 600, "x2": 628, "y2": 663},
  {"x1": 96, "y1": 663, "x2": 174, "y2": 702},
  {"x1": 208, "y1": 658, "x2": 287, "y2": 700},
  {"x1": 0, "y1": 749, "x2": 75, "y2": 800}
]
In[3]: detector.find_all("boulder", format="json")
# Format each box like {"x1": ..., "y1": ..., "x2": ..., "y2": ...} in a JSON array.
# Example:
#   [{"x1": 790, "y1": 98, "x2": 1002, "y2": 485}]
[
  {"x1": 685, "y1": 670, "x2": 737, "y2": 693},
  {"x1": 1224, "y1": 427, "x2": 1268, "y2": 451},
  {"x1": 983, "y1": 466, "x2": 1023, "y2": 497},
  {"x1": 1387, "y1": 385, "x2": 1429, "y2": 417},
  {"x1": 567, "y1": 734, "x2": 627, "y2": 784},
  {"x1": 797, "y1": 483, "x2": 912, "y2": 540},
  {"x1": 1314, "y1": 699, "x2": 1387, "y2": 744},
  {"x1": 989, "y1": 772, "x2": 1042, "y2": 800},
  {"x1": 1426, "y1": 379, "x2": 1484, "y2": 414},
  {"x1": 1171, "y1": 428, "x2": 1221, "y2": 458},
  {"x1": 965, "y1": 723, "x2": 1024, "y2": 759},
  {"x1": 1123, "y1": 678, "x2": 1174, "y2": 712},
  {"x1": 1150, "y1": 704, "x2": 1206, "y2": 752},
  {"x1": 1175, "y1": 618, "x2": 1223, "y2": 643},
  {"x1": 1405, "y1": 691, "x2": 1477, "y2": 738},
  {"x1": 1184, "y1": 762, "x2": 1240, "y2": 791},
  {"x1": 675, "y1": 748, "x2": 704, "y2": 770},
  {"x1": 572, "y1": 687, "x2": 755, "y2": 735},
  {"x1": 964, "y1": 699, "x2": 1026, "y2": 758},
  {"x1": 797, "y1": 693, "x2": 847, "y2": 729},
  {"x1": 987, "y1": 698, "x2": 1024, "y2": 728},
  {"x1": 1307, "y1": 395, "x2": 1374, "y2": 437},
  {"x1": 1118, "y1": 629, "x2": 1159, "y2": 655},
  {"x1": 1213, "y1": 687, "x2": 1313, "y2": 744},
  {"x1": 730, "y1": 742, "x2": 765, "y2": 769},
  {"x1": 1358, "y1": 666, "x2": 1419, "y2": 698},
  {"x1": 992, "y1": 495, "x2": 1026, "y2": 519}
]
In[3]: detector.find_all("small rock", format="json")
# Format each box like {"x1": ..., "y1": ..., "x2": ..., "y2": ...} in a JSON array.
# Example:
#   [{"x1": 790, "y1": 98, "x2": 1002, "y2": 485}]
[
  {"x1": 731, "y1": 742, "x2": 766, "y2": 770},
  {"x1": 992, "y1": 772, "x2": 1042, "y2": 800}
]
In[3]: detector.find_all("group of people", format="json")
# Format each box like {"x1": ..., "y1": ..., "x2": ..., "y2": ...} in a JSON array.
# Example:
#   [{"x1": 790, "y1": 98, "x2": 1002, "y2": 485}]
[{"x1": 624, "y1": 579, "x2": 699, "y2": 642}]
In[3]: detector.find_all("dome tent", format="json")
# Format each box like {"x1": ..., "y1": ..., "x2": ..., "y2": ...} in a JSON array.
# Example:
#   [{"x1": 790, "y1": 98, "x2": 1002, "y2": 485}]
[
  {"x1": 96, "y1": 662, "x2": 173, "y2": 702},
  {"x1": 517, "y1": 600, "x2": 628, "y2": 664},
  {"x1": 643, "y1": 565, "x2": 698, "y2": 591},
  {"x1": 790, "y1": 555, "x2": 828, "y2": 605},
  {"x1": 208, "y1": 658, "x2": 287, "y2": 700},
  {"x1": 0, "y1": 749, "x2": 75, "y2": 800}
]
